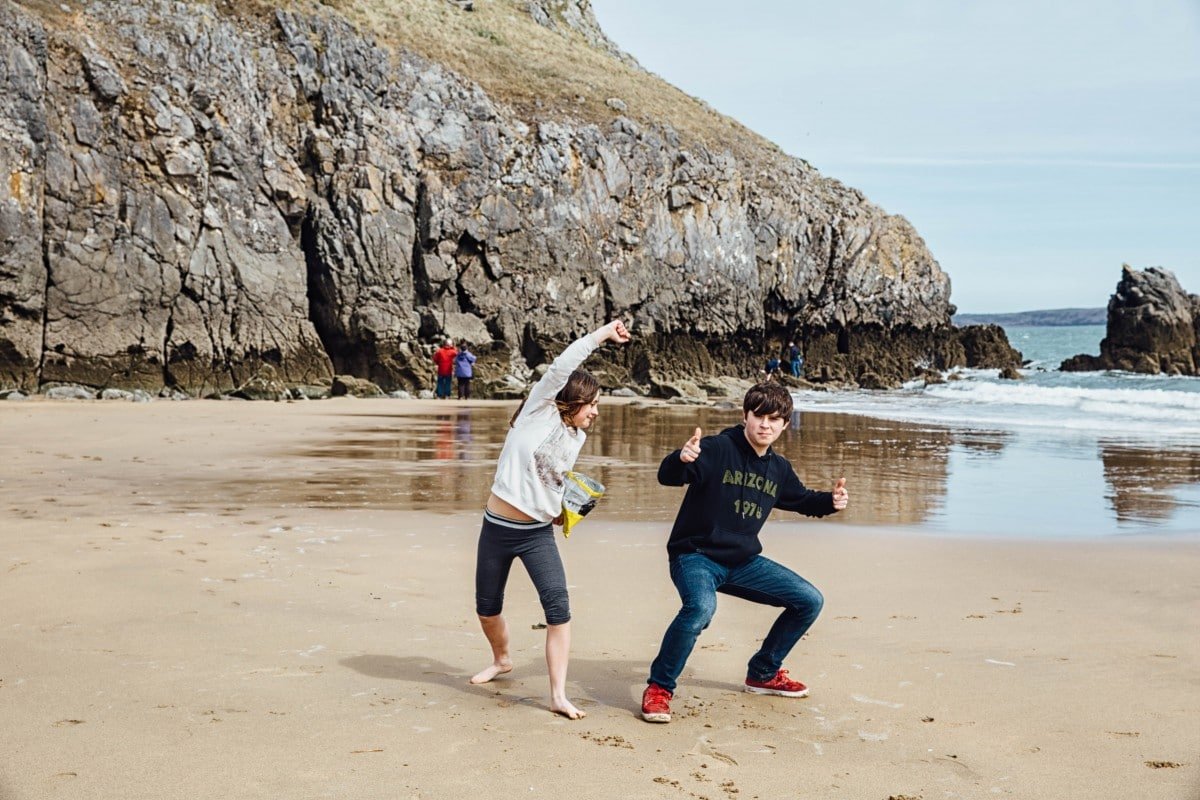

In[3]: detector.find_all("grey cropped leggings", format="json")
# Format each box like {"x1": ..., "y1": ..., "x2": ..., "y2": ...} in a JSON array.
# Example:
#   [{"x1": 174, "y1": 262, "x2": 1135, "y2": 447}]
[{"x1": 474, "y1": 510, "x2": 571, "y2": 625}]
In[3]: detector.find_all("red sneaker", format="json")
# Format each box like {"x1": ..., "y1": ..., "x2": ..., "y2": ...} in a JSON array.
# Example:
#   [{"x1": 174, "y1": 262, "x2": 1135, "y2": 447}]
[
  {"x1": 744, "y1": 669, "x2": 809, "y2": 698},
  {"x1": 641, "y1": 683, "x2": 673, "y2": 723}
]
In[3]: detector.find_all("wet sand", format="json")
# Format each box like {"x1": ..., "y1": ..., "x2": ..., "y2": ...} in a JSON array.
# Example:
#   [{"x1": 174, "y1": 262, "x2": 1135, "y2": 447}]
[
  {"x1": 1, "y1": 397, "x2": 1198, "y2": 799},
  {"x1": 111, "y1": 398, "x2": 1200, "y2": 535}
]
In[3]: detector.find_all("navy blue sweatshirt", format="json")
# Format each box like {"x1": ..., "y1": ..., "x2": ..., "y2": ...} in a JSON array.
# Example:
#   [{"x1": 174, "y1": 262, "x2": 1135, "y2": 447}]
[{"x1": 658, "y1": 424, "x2": 835, "y2": 566}]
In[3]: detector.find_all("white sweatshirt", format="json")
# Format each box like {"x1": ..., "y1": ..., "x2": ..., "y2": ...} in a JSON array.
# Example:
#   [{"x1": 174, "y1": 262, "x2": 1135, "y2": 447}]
[{"x1": 490, "y1": 332, "x2": 600, "y2": 521}]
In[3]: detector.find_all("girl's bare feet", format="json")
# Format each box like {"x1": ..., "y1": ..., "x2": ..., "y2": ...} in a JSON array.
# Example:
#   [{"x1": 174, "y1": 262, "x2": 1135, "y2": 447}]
[
  {"x1": 469, "y1": 659, "x2": 512, "y2": 684},
  {"x1": 550, "y1": 697, "x2": 586, "y2": 720}
]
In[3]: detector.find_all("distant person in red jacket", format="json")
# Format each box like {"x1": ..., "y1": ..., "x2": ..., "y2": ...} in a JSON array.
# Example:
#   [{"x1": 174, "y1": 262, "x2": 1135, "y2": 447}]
[{"x1": 432, "y1": 339, "x2": 457, "y2": 399}]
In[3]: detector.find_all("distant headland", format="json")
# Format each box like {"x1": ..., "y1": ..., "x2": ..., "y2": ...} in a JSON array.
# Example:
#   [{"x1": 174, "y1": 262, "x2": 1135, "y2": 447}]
[{"x1": 953, "y1": 308, "x2": 1106, "y2": 327}]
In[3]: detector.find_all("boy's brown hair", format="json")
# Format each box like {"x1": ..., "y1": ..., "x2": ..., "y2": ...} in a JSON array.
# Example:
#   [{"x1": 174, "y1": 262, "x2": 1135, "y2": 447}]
[{"x1": 743, "y1": 381, "x2": 794, "y2": 419}]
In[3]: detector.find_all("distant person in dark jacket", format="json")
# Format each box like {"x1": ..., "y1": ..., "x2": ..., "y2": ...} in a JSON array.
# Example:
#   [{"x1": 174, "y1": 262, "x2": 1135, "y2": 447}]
[
  {"x1": 639, "y1": 382, "x2": 849, "y2": 724},
  {"x1": 455, "y1": 344, "x2": 477, "y2": 399},
  {"x1": 788, "y1": 342, "x2": 803, "y2": 377}
]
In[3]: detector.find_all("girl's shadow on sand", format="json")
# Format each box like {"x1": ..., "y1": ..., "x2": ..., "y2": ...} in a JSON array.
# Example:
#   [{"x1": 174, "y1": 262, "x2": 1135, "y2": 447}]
[
  {"x1": 340, "y1": 654, "x2": 473, "y2": 689},
  {"x1": 340, "y1": 654, "x2": 745, "y2": 715}
]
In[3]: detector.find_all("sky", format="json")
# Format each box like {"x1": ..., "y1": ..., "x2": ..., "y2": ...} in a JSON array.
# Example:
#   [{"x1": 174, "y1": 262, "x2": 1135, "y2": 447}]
[{"x1": 590, "y1": 0, "x2": 1200, "y2": 313}]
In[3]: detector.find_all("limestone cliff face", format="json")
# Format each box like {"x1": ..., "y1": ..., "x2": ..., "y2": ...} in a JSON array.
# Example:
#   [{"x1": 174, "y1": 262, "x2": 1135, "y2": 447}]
[{"x1": 0, "y1": 1, "x2": 1002, "y2": 397}]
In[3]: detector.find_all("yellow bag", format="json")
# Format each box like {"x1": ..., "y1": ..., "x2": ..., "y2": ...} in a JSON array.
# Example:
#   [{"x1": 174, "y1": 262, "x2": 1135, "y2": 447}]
[{"x1": 561, "y1": 471, "x2": 605, "y2": 538}]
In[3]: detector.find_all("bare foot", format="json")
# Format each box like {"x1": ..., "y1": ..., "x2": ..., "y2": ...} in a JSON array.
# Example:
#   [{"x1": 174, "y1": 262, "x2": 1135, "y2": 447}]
[
  {"x1": 469, "y1": 660, "x2": 512, "y2": 685},
  {"x1": 550, "y1": 698, "x2": 586, "y2": 720}
]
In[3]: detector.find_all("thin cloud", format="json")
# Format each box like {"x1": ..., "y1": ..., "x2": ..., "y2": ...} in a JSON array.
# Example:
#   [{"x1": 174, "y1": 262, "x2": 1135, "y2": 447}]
[{"x1": 849, "y1": 157, "x2": 1200, "y2": 170}]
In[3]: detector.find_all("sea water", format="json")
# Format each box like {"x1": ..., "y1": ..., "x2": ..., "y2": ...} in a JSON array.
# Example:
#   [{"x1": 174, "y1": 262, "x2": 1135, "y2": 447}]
[
  {"x1": 1008, "y1": 324, "x2": 1108, "y2": 369},
  {"x1": 789, "y1": 324, "x2": 1200, "y2": 536}
]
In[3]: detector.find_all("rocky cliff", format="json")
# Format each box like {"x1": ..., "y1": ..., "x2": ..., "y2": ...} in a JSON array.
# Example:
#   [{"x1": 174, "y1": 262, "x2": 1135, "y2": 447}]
[
  {"x1": 1061, "y1": 265, "x2": 1200, "y2": 375},
  {"x1": 0, "y1": 0, "x2": 1018, "y2": 398}
]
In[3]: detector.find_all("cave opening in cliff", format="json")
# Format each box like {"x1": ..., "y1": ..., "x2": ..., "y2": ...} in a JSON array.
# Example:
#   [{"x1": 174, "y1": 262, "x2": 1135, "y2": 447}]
[
  {"x1": 410, "y1": 180, "x2": 435, "y2": 309},
  {"x1": 454, "y1": 232, "x2": 485, "y2": 315},
  {"x1": 301, "y1": 210, "x2": 360, "y2": 376},
  {"x1": 837, "y1": 328, "x2": 851, "y2": 355}
]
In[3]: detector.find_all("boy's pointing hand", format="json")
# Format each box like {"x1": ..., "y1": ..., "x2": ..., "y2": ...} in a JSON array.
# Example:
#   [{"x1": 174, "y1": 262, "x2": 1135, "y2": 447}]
[{"x1": 680, "y1": 427, "x2": 702, "y2": 463}]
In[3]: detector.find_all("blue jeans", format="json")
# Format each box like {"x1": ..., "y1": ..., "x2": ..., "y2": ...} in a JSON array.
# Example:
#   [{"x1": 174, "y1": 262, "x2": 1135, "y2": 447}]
[
  {"x1": 436, "y1": 375, "x2": 452, "y2": 398},
  {"x1": 648, "y1": 553, "x2": 824, "y2": 692}
]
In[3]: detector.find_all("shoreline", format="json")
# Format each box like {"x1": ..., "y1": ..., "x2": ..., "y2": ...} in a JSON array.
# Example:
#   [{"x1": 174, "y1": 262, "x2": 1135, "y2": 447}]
[{"x1": 3, "y1": 396, "x2": 1198, "y2": 537}]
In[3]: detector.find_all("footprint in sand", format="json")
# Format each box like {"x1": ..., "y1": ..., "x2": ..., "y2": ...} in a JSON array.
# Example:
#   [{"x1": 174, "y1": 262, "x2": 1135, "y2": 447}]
[
  {"x1": 690, "y1": 736, "x2": 738, "y2": 766},
  {"x1": 935, "y1": 754, "x2": 979, "y2": 777},
  {"x1": 579, "y1": 731, "x2": 633, "y2": 749}
]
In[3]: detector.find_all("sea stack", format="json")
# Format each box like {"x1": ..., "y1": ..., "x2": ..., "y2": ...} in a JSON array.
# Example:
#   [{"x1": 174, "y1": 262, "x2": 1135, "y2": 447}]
[{"x1": 1060, "y1": 265, "x2": 1200, "y2": 375}]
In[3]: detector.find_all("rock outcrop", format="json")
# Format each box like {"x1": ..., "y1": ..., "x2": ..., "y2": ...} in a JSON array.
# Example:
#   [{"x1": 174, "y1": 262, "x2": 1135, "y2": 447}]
[
  {"x1": 0, "y1": 1, "x2": 1016, "y2": 397},
  {"x1": 1061, "y1": 265, "x2": 1200, "y2": 375}
]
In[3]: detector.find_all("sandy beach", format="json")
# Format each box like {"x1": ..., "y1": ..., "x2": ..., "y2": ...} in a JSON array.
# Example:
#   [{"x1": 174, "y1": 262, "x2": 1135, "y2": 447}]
[{"x1": 1, "y1": 398, "x2": 1197, "y2": 800}]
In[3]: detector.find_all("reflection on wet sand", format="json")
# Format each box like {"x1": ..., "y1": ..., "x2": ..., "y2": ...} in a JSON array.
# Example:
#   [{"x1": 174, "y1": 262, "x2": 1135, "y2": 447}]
[
  {"x1": 777, "y1": 412, "x2": 960, "y2": 527},
  {"x1": 283, "y1": 409, "x2": 500, "y2": 512},
  {"x1": 208, "y1": 402, "x2": 1200, "y2": 534},
  {"x1": 219, "y1": 404, "x2": 962, "y2": 527},
  {"x1": 1100, "y1": 443, "x2": 1200, "y2": 523}
]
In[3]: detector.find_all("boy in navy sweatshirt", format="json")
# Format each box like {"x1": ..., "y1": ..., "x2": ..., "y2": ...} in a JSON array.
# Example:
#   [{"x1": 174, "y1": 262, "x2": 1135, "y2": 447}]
[{"x1": 640, "y1": 382, "x2": 849, "y2": 723}]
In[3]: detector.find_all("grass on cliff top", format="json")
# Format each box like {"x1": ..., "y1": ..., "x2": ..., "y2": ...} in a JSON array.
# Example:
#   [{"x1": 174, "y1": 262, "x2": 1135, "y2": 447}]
[
  {"x1": 312, "y1": 0, "x2": 786, "y2": 166},
  {"x1": 22, "y1": 0, "x2": 797, "y2": 171}
]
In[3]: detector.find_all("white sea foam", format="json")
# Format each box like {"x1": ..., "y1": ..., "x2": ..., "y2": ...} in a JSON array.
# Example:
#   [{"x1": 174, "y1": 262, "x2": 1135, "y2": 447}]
[{"x1": 794, "y1": 369, "x2": 1200, "y2": 440}]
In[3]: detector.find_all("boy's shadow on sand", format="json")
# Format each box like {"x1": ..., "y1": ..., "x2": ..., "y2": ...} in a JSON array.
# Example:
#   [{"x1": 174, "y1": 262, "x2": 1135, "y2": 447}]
[{"x1": 340, "y1": 654, "x2": 748, "y2": 715}]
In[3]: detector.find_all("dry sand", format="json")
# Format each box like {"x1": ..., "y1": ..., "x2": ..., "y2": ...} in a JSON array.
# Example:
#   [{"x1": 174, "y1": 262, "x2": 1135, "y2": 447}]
[{"x1": 1, "y1": 398, "x2": 1198, "y2": 799}]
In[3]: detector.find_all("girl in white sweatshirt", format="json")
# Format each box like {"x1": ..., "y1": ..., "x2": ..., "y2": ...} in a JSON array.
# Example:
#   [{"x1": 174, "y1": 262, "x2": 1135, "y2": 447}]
[{"x1": 469, "y1": 319, "x2": 631, "y2": 719}]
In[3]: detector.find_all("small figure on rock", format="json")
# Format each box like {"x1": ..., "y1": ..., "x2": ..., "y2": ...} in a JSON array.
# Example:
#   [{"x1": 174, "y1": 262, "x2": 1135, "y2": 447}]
[
  {"x1": 788, "y1": 341, "x2": 804, "y2": 377},
  {"x1": 764, "y1": 354, "x2": 781, "y2": 381}
]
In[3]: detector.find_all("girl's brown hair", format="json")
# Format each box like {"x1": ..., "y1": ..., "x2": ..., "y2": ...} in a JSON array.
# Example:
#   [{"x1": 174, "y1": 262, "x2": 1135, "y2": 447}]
[{"x1": 510, "y1": 369, "x2": 601, "y2": 429}]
